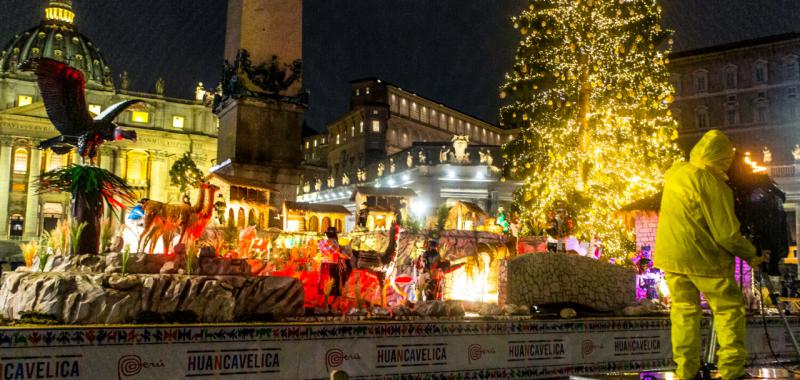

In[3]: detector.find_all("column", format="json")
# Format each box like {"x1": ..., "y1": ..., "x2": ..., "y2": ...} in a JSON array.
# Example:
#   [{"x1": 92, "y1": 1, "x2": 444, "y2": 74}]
[
  {"x1": 148, "y1": 151, "x2": 167, "y2": 202},
  {"x1": 0, "y1": 137, "x2": 14, "y2": 238},
  {"x1": 99, "y1": 147, "x2": 114, "y2": 219},
  {"x1": 113, "y1": 148, "x2": 128, "y2": 223},
  {"x1": 114, "y1": 148, "x2": 127, "y2": 178},
  {"x1": 23, "y1": 145, "x2": 42, "y2": 239}
]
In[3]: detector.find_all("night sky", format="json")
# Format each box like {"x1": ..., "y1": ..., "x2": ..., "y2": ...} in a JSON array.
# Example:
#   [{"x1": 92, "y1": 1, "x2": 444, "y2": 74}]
[{"x1": 1, "y1": 0, "x2": 798, "y2": 132}]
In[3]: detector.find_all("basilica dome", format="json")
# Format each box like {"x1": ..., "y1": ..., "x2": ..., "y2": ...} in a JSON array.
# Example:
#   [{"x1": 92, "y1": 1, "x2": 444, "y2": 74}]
[{"x1": 0, "y1": 0, "x2": 113, "y2": 90}]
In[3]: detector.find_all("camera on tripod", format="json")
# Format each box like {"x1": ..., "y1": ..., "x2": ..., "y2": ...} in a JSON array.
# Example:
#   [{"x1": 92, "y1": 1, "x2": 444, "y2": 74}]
[{"x1": 728, "y1": 151, "x2": 792, "y2": 297}]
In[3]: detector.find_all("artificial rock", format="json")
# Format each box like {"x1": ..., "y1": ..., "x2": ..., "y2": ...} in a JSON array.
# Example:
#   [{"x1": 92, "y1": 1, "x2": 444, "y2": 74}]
[
  {"x1": 0, "y1": 271, "x2": 304, "y2": 324},
  {"x1": 507, "y1": 253, "x2": 637, "y2": 312}
]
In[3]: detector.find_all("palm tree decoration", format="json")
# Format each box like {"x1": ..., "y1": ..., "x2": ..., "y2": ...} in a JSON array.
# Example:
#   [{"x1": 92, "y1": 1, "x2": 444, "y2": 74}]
[{"x1": 37, "y1": 165, "x2": 135, "y2": 255}]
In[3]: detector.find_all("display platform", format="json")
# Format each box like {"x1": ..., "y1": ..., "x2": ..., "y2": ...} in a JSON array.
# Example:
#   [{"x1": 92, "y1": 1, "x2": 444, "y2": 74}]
[{"x1": 0, "y1": 316, "x2": 797, "y2": 379}]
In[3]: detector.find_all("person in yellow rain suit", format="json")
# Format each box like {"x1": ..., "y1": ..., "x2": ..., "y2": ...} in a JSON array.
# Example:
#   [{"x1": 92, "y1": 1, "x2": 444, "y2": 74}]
[{"x1": 655, "y1": 130, "x2": 767, "y2": 380}]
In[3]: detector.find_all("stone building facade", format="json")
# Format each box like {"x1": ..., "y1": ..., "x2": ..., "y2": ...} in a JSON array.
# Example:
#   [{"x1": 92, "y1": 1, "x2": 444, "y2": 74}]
[
  {"x1": 669, "y1": 33, "x2": 800, "y2": 243},
  {"x1": 298, "y1": 79, "x2": 520, "y2": 228},
  {"x1": 0, "y1": 0, "x2": 218, "y2": 240},
  {"x1": 303, "y1": 78, "x2": 517, "y2": 179}
]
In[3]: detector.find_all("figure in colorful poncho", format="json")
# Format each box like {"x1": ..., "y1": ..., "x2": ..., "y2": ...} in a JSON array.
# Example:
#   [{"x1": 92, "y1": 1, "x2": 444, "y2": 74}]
[{"x1": 317, "y1": 227, "x2": 351, "y2": 310}]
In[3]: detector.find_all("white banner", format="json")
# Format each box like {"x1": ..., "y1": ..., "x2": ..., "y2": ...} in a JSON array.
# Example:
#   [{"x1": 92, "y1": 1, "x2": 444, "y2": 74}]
[{"x1": 0, "y1": 317, "x2": 796, "y2": 379}]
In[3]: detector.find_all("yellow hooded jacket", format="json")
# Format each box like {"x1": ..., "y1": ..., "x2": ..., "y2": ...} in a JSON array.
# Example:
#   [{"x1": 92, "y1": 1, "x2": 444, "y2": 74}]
[{"x1": 654, "y1": 130, "x2": 756, "y2": 277}]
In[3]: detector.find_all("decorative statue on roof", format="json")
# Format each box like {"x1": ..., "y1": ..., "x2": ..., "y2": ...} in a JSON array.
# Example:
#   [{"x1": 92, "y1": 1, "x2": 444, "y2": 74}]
[
  {"x1": 377, "y1": 163, "x2": 385, "y2": 177},
  {"x1": 155, "y1": 77, "x2": 165, "y2": 95},
  {"x1": 314, "y1": 178, "x2": 322, "y2": 191},
  {"x1": 389, "y1": 158, "x2": 396, "y2": 173},
  {"x1": 357, "y1": 168, "x2": 366, "y2": 182},
  {"x1": 479, "y1": 149, "x2": 494, "y2": 167},
  {"x1": 418, "y1": 149, "x2": 427, "y2": 165},
  {"x1": 342, "y1": 173, "x2": 350, "y2": 185},
  {"x1": 303, "y1": 181, "x2": 310, "y2": 193},
  {"x1": 119, "y1": 71, "x2": 129, "y2": 90},
  {"x1": 327, "y1": 175, "x2": 335, "y2": 188},
  {"x1": 763, "y1": 146, "x2": 772, "y2": 163},
  {"x1": 439, "y1": 146, "x2": 450, "y2": 163},
  {"x1": 406, "y1": 152, "x2": 414, "y2": 168},
  {"x1": 451, "y1": 135, "x2": 470, "y2": 163},
  {"x1": 794, "y1": 144, "x2": 800, "y2": 161}
]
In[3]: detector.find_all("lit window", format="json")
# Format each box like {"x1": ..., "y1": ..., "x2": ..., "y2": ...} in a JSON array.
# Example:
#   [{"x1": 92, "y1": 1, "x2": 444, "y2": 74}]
[
  {"x1": 17, "y1": 95, "x2": 32, "y2": 107},
  {"x1": 125, "y1": 152, "x2": 148, "y2": 184},
  {"x1": 47, "y1": 152, "x2": 64, "y2": 171},
  {"x1": 172, "y1": 115, "x2": 185, "y2": 128},
  {"x1": 355, "y1": 89, "x2": 360, "y2": 96},
  {"x1": 351, "y1": 125, "x2": 355, "y2": 137},
  {"x1": 372, "y1": 120, "x2": 381, "y2": 132},
  {"x1": 314, "y1": 140, "x2": 318, "y2": 147},
  {"x1": 359, "y1": 121, "x2": 364, "y2": 133},
  {"x1": 366, "y1": 87, "x2": 371, "y2": 95},
  {"x1": 13, "y1": 148, "x2": 28, "y2": 174},
  {"x1": 131, "y1": 111, "x2": 149, "y2": 124},
  {"x1": 336, "y1": 134, "x2": 340, "y2": 145},
  {"x1": 88, "y1": 104, "x2": 102, "y2": 116}
]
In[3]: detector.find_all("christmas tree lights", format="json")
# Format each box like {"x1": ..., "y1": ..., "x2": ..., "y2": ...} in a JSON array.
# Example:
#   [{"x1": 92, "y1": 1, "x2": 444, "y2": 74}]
[{"x1": 500, "y1": 0, "x2": 681, "y2": 257}]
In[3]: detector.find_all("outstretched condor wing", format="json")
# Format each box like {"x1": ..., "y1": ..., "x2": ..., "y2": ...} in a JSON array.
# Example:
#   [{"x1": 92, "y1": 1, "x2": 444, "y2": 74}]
[
  {"x1": 19, "y1": 58, "x2": 92, "y2": 136},
  {"x1": 94, "y1": 99, "x2": 143, "y2": 123}
]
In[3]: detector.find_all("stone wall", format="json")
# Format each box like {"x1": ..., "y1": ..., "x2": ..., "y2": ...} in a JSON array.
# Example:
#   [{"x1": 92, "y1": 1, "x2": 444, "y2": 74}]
[
  {"x1": 507, "y1": 253, "x2": 637, "y2": 312},
  {"x1": 634, "y1": 214, "x2": 659, "y2": 250}
]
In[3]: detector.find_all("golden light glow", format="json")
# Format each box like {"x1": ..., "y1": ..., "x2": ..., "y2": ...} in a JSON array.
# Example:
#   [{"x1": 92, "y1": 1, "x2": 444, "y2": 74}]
[
  {"x1": 500, "y1": 0, "x2": 681, "y2": 257},
  {"x1": 88, "y1": 104, "x2": 102, "y2": 116},
  {"x1": 131, "y1": 111, "x2": 149, "y2": 124},
  {"x1": 17, "y1": 95, "x2": 32, "y2": 107},
  {"x1": 286, "y1": 220, "x2": 301, "y2": 232},
  {"x1": 13, "y1": 148, "x2": 28, "y2": 174},
  {"x1": 446, "y1": 254, "x2": 497, "y2": 303},
  {"x1": 172, "y1": 115, "x2": 185, "y2": 129},
  {"x1": 45, "y1": 7, "x2": 75, "y2": 24},
  {"x1": 744, "y1": 152, "x2": 768, "y2": 173}
]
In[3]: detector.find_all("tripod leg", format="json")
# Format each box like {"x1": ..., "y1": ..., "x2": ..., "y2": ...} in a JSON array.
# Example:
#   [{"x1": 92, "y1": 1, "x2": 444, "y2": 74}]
[
  {"x1": 701, "y1": 317, "x2": 717, "y2": 379},
  {"x1": 760, "y1": 270, "x2": 800, "y2": 359}
]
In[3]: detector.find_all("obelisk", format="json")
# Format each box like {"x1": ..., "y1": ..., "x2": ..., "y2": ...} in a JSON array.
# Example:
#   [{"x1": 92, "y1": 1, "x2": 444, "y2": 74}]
[{"x1": 213, "y1": 0, "x2": 304, "y2": 208}]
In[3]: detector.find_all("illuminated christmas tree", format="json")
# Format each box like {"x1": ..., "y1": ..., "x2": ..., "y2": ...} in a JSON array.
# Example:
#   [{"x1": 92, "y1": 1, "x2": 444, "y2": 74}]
[{"x1": 500, "y1": 0, "x2": 681, "y2": 256}]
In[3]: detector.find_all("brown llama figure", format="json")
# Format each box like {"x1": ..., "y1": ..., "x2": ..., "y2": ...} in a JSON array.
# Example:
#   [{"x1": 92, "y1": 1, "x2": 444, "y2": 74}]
[
  {"x1": 138, "y1": 183, "x2": 219, "y2": 254},
  {"x1": 348, "y1": 223, "x2": 401, "y2": 307}
]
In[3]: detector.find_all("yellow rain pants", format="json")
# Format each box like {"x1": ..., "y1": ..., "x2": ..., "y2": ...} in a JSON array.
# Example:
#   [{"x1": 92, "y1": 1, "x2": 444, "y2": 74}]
[
  {"x1": 665, "y1": 273, "x2": 746, "y2": 380},
  {"x1": 655, "y1": 130, "x2": 760, "y2": 379}
]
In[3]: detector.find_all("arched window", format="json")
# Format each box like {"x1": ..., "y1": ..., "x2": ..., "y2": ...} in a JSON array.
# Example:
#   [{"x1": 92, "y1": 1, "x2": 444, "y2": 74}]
[
  {"x1": 321, "y1": 217, "x2": 331, "y2": 232},
  {"x1": 248, "y1": 209, "x2": 256, "y2": 226},
  {"x1": 308, "y1": 216, "x2": 319, "y2": 232},
  {"x1": 227, "y1": 209, "x2": 235, "y2": 227},
  {"x1": 125, "y1": 151, "x2": 148, "y2": 185},
  {"x1": 13, "y1": 148, "x2": 28, "y2": 174},
  {"x1": 237, "y1": 208, "x2": 246, "y2": 228},
  {"x1": 335, "y1": 219, "x2": 343, "y2": 233}
]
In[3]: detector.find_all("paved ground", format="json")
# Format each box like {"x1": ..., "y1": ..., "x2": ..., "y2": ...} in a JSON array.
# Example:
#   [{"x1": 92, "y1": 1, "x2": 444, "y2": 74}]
[{"x1": 571, "y1": 368, "x2": 800, "y2": 379}]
